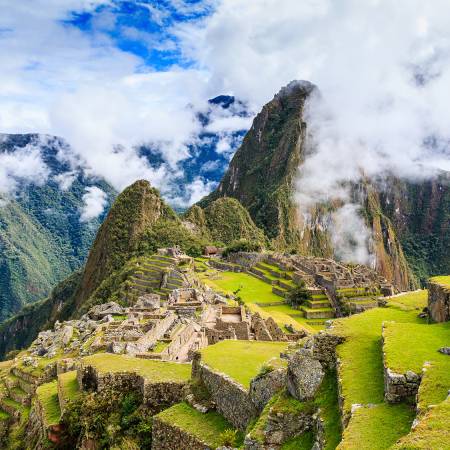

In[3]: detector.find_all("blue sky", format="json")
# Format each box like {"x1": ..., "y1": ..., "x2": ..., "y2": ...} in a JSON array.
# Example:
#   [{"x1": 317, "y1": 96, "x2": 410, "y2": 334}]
[{"x1": 66, "y1": 1, "x2": 213, "y2": 70}]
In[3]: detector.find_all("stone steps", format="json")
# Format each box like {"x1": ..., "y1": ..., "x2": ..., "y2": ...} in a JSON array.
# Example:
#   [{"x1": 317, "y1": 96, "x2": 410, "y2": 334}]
[
  {"x1": 301, "y1": 307, "x2": 335, "y2": 319},
  {"x1": 152, "y1": 255, "x2": 177, "y2": 264},
  {"x1": 306, "y1": 299, "x2": 332, "y2": 309},
  {"x1": 275, "y1": 279, "x2": 295, "y2": 291},
  {"x1": 8, "y1": 386, "x2": 30, "y2": 406},
  {"x1": 147, "y1": 259, "x2": 174, "y2": 269},
  {"x1": 0, "y1": 397, "x2": 26, "y2": 421}
]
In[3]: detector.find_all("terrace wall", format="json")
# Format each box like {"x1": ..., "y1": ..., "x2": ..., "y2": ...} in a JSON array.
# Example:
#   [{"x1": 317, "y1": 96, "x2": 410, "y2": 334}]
[
  {"x1": 192, "y1": 356, "x2": 257, "y2": 430},
  {"x1": 77, "y1": 364, "x2": 186, "y2": 413}
]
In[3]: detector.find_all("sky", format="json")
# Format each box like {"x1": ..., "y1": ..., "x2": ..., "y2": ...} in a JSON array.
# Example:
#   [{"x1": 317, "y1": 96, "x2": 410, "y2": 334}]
[{"x1": 0, "y1": 0, "x2": 449, "y2": 257}]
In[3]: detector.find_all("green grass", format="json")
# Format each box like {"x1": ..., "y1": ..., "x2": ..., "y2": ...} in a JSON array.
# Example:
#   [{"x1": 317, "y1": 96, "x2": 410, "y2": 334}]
[
  {"x1": 58, "y1": 371, "x2": 80, "y2": 403},
  {"x1": 430, "y1": 275, "x2": 450, "y2": 287},
  {"x1": 281, "y1": 431, "x2": 315, "y2": 449},
  {"x1": 392, "y1": 397, "x2": 450, "y2": 449},
  {"x1": 112, "y1": 314, "x2": 127, "y2": 321},
  {"x1": 36, "y1": 380, "x2": 61, "y2": 426},
  {"x1": 2, "y1": 398, "x2": 25, "y2": 412},
  {"x1": 315, "y1": 371, "x2": 342, "y2": 450},
  {"x1": 200, "y1": 340, "x2": 288, "y2": 389},
  {"x1": 337, "y1": 404, "x2": 415, "y2": 450},
  {"x1": 155, "y1": 402, "x2": 244, "y2": 447},
  {"x1": 0, "y1": 409, "x2": 10, "y2": 420},
  {"x1": 383, "y1": 321, "x2": 450, "y2": 407},
  {"x1": 332, "y1": 291, "x2": 427, "y2": 414},
  {"x1": 249, "y1": 391, "x2": 315, "y2": 444},
  {"x1": 201, "y1": 271, "x2": 323, "y2": 332},
  {"x1": 152, "y1": 341, "x2": 170, "y2": 353},
  {"x1": 82, "y1": 353, "x2": 191, "y2": 382}
]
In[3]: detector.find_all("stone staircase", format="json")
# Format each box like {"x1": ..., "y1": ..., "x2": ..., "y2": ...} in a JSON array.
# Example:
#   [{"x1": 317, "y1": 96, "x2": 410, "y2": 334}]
[
  {"x1": 130, "y1": 255, "x2": 186, "y2": 300},
  {"x1": 0, "y1": 366, "x2": 36, "y2": 428}
]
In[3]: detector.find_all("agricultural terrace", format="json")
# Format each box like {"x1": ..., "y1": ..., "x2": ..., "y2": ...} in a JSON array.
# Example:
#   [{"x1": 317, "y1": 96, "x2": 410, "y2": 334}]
[
  {"x1": 200, "y1": 340, "x2": 288, "y2": 389},
  {"x1": 332, "y1": 290, "x2": 428, "y2": 449},
  {"x1": 155, "y1": 402, "x2": 244, "y2": 448},
  {"x1": 199, "y1": 270, "x2": 322, "y2": 333},
  {"x1": 36, "y1": 380, "x2": 61, "y2": 426}
]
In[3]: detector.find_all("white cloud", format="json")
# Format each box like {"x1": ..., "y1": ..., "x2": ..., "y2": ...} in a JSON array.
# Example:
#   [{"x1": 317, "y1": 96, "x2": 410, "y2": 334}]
[
  {"x1": 0, "y1": 142, "x2": 50, "y2": 195},
  {"x1": 54, "y1": 171, "x2": 78, "y2": 191},
  {"x1": 80, "y1": 186, "x2": 108, "y2": 222}
]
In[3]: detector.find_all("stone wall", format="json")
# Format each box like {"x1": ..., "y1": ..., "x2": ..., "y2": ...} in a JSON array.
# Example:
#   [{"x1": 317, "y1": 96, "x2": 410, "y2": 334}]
[
  {"x1": 428, "y1": 281, "x2": 450, "y2": 322},
  {"x1": 195, "y1": 362, "x2": 258, "y2": 430},
  {"x1": 249, "y1": 368, "x2": 287, "y2": 412},
  {"x1": 151, "y1": 417, "x2": 210, "y2": 450},
  {"x1": 77, "y1": 363, "x2": 186, "y2": 413},
  {"x1": 226, "y1": 252, "x2": 266, "y2": 268}
]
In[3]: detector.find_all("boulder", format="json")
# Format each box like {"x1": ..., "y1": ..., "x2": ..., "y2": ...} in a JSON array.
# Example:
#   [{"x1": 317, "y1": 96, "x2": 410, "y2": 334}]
[{"x1": 287, "y1": 352, "x2": 324, "y2": 401}]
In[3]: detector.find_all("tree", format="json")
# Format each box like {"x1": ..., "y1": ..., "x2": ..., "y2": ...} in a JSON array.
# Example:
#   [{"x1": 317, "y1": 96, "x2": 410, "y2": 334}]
[{"x1": 287, "y1": 281, "x2": 311, "y2": 309}]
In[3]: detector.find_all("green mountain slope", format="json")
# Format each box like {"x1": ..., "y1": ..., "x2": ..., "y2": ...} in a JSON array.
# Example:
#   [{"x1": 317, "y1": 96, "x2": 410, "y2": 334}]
[{"x1": 0, "y1": 133, "x2": 115, "y2": 321}]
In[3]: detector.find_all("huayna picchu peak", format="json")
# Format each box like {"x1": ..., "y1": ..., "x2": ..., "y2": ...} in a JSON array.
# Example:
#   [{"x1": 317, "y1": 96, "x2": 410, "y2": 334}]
[{"x1": 1, "y1": 4, "x2": 450, "y2": 446}]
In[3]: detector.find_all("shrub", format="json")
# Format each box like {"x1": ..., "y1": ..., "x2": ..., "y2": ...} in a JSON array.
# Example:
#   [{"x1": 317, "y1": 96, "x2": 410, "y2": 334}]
[
  {"x1": 286, "y1": 281, "x2": 311, "y2": 308},
  {"x1": 219, "y1": 428, "x2": 239, "y2": 447},
  {"x1": 222, "y1": 239, "x2": 262, "y2": 257}
]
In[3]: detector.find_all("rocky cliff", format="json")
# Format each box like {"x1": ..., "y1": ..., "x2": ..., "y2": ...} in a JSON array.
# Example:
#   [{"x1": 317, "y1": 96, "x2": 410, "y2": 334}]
[{"x1": 198, "y1": 81, "x2": 448, "y2": 290}]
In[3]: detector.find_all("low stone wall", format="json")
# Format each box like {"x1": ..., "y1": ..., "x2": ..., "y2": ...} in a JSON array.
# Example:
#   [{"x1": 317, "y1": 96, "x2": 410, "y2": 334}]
[
  {"x1": 77, "y1": 363, "x2": 186, "y2": 413},
  {"x1": 428, "y1": 281, "x2": 450, "y2": 322},
  {"x1": 382, "y1": 329, "x2": 421, "y2": 403},
  {"x1": 208, "y1": 259, "x2": 244, "y2": 272},
  {"x1": 151, "y1": 417, "x2": 210, "y2": 450}
]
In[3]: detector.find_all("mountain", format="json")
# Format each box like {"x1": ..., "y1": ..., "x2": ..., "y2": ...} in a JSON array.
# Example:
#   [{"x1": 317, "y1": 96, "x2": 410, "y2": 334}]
[
  {"x1": 0, "y1": 96, "x2": 249, "y2": 321},
  {"x1": 0, "y1": 134, "x2": 116, "y2": 321},
  {"x1": 198, "y1": 81, "x2": 449, "y2": 289}
]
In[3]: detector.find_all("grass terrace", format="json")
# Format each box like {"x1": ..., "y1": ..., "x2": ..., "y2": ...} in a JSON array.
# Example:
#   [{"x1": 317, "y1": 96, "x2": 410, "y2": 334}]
[
  {"x1": 392, "y1": 397, "x2": 450, "y2": 449},
  {"x1": 383, "y1": 321, "x2": 450, "y2": 408},
  {"x1": 200, "y1": 340, "x2": 288, "y2": 389},
  {"x1": 82, "y1": 353, "x2": 191, "y2": 382},
  {"x1": 36, "y1": 380, "x2": 61, "y2": 426},
  {"x1": 430, "y1": 275, "x2": 450, "y2": 287},
  {"x1": 58, "y1": 370, "x2": 80, "y2": 404},
  {"x1": 155, "y1": 402, "x2": 244, "y2": 448},
  {"x1": 332, "y1": 291, "x2": 427, "y2": 413},
  {"x1": 337, "y1": 403, "x2": 415, "y2": 450},
  {"x1": 331, "y1": 291, "x2": 428, "y2": 448}
]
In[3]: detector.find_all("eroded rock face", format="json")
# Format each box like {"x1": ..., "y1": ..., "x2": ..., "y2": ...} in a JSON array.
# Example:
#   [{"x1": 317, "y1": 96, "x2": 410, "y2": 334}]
[{"x1": 287, "y1": 352, "x2": 324, "y2": 401}]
